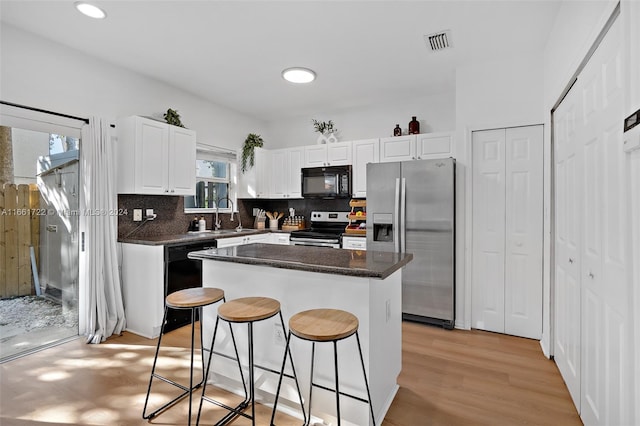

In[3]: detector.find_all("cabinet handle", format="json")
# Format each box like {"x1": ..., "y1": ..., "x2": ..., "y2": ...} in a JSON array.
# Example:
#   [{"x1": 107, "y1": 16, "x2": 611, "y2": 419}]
[
  {"x1": 164, "y1": 189, "x2": 169, "y2": 193},
  {"x1": 412, "y1": 156, "x2": 416, "y2": 160},
  {"x1": 568, "y1": 258, "x2": 574, "y2": 264},
  {"x1": 417, "y1": 156, "x2": 421, "y2": 159},
  {"x1": 588, "y1": 271, "x2": 594, "y2": 279}
]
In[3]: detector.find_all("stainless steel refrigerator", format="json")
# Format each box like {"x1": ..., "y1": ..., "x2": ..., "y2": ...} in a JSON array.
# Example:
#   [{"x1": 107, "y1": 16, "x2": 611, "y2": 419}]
[{"x1": 366, "y1": 158, "x2": 455, "y2": 328}]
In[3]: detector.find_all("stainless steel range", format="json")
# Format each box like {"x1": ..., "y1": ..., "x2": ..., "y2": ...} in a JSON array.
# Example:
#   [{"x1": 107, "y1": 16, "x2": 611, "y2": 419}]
[{"x1": 289, "y1": 211, "x2": 350, "y2": 248}]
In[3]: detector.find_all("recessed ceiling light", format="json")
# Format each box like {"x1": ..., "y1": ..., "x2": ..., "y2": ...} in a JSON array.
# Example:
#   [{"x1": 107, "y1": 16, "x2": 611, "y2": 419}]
[
  {"x1": 74, "y1": 2, "x2": 107, "y2": 19},
  {"x1": 282, "y1": 67, "x2": 316, "y2": 84}
]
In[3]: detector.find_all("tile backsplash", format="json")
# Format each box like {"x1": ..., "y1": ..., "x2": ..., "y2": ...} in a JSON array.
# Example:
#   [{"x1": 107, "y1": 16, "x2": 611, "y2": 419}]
[{"x1": 117, "y1": 194, "x2": 351, "y2": 239}]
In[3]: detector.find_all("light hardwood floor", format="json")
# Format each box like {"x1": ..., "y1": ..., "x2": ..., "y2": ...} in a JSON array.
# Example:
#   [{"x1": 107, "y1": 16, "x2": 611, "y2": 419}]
[{"x1": 0, "y1": 321, "x2": 581, "y2": 425}]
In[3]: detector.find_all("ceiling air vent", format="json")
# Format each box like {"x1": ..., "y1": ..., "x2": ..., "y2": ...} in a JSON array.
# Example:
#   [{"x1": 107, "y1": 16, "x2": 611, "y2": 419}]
[{"x1": 424, "y1": 30, "x2": 452, "y2": 52}]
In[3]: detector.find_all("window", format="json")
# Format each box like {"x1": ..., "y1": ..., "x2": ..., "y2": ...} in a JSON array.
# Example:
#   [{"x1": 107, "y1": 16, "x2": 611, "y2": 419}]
[{"x1": 184, "y1": 148, "x2": 237, "y2": 213}]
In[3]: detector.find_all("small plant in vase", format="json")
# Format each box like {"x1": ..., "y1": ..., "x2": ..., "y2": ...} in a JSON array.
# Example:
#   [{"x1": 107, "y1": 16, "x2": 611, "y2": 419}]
[{"x1": 312, "y1": 119, "x2": 338, "y2": 144}]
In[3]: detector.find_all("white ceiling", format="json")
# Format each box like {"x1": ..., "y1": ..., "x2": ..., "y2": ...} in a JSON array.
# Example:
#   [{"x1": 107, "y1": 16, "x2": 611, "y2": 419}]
[{"x1": 0, "y1": 0, "x2": 562, "y2": 122}]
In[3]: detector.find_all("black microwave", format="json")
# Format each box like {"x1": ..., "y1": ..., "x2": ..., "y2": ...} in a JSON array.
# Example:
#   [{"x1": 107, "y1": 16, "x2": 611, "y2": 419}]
[{"x1": 301, "y1": 165, "x2": 352, "y2": 199}]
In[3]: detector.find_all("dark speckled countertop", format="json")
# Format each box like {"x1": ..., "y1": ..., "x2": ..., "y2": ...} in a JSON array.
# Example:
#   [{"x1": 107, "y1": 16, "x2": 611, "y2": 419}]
[
  {"x1": 188, "y1": 243, "x2": 413, "y2": 279},
  {"x1": 118, "y1": 229, "x2": 279, "y2": 246}
]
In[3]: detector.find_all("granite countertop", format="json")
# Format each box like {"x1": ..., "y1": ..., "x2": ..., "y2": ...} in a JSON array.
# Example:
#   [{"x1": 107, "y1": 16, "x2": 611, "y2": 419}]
[
  {"x1": 118, "y1": 228, "x2": 288, "y2": 246},
  {"x1": 188, "y1": 243, "x2": 413, "y2": 279}
]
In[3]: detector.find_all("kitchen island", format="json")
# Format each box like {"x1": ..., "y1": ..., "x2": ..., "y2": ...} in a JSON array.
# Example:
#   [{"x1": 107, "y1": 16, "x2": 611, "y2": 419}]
[{"x1": 188, "y1": 244, "x2": 412, "y2": 426}]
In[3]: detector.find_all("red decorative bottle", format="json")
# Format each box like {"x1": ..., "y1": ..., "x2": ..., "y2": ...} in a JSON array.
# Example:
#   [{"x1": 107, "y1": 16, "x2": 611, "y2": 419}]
[
  {"x1": 393, "y1": 124, "x2": 401, "y2": 136},
  {"x1": 408, "y1": 116, "x2": 420, "y2": 134}
]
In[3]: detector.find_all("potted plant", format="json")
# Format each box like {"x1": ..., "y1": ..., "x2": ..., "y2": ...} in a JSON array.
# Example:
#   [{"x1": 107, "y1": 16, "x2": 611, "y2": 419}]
[
  {"x1": 163, "y1": 108, "x2": 185, "y2": 128},
  {"x1": 312, "y1": 119, "x2": 338, "y2": 144},
  {"x1": 241, "y1": 133, "x2": 264, "y2": 173}
]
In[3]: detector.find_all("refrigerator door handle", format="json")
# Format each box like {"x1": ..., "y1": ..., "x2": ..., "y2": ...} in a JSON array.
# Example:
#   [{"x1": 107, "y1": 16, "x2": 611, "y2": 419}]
[
  {"x1": 400, "y1": 177, "x2": 407, "y2": 253},
  {"x1": 394, "y1": 177, "x2": 401, "y2": 252}
]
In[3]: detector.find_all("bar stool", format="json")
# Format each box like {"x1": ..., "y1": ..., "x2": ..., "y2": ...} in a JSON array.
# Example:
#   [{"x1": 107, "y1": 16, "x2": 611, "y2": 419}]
[
  {"x1": 270, "y1": 308, "x2": 375, "y2": 426},
  {"x1": 142, "y1": 287, "x2": 243, "y2": 425},
  {"x1": 197, "y1": 296, "x2": 306, "y2": 426}
]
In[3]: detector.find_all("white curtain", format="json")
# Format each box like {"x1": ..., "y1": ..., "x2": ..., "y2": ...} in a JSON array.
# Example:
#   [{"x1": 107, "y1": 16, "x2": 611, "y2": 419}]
[{"x1": 81, "y1": 117, "x2": 125, "y2": 343}]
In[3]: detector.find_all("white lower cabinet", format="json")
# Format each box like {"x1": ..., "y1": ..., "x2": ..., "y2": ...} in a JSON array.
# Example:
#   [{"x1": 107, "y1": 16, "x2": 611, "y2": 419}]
[
  {"x1": 120, "y1": 243, "x2": 165, "y2": 339},
  {"x1": 215, "y1": 233, "x2": 269, "y2": 248},
  {"x1": 268, "y1": 232, "x2": 291, "y2": 245},
  {"x1": 342, "y1": 236, "x2": 366, "y2": 250}
]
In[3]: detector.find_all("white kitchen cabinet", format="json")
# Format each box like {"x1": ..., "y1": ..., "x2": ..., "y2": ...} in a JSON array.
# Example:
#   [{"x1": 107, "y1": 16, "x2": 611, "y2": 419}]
[
  {"x1": 269, "y1": 147, "x2": 303, "y2": 199},
  {"x1": 120, "y1": 243, "x2": 165, "y2": 338},
  {"x1": 268, "y1": 232, "x2": 291, "y2": 245},
  {"x1": 380, "y1": 132, "x2": 454, "y2": 163},
  {"x1": 304, "y1": 141, "x2": 352, "y2": 167},
  {"x1": 351, "y1": 138, "x2": 379, "y2": 197},
  {"x1": 342, "y1": 236, "x2": 366, "y2": 250},
  {"x1": 237, "y1": 147, "x2": 269, "y2": 198},
  {"x1": 116, "y1": 116, "x2": 196, "y2": 195},
  {"x1": 215, "y1": 232, "x2": 270, "y2": 248}
]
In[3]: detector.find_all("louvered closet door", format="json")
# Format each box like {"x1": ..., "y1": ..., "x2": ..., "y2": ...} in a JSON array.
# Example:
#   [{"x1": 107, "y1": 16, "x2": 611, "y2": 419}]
[{"x1": 472, "y1": 126, "x2": 543, "y2": 338}]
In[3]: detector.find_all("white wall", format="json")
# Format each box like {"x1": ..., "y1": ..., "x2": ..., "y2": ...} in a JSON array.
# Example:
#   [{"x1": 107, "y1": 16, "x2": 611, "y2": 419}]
[
  {"x1": 454, "y1": 52, "x2": 544, "y2": 330},
  {"x1": 0, "y1": 24, "x2": 267, "y2": 152},
  {"x1": 265, "y1": 92, "x2": 455, "y2": 149}
]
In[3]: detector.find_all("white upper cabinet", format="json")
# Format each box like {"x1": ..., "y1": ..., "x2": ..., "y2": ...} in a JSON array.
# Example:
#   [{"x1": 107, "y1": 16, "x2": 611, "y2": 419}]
[
  {"x1": 380, "y1": 132, "x2": 454, "y2": 162},
  {"x1": 116, "y1": 116, "x2": 196, "y2": 195},
  {"x1": 415, "y1": 132, "x2": 454, "y2": 159},
  {"x1": 351, "y1": 138, "x2": 379, "y2": 198},
  {"x1": 304, "y1": 141, "x2": 352, "y2": 167},
  {"x1": 269, "y1": 147, "x2": 303, "y2": 199},
  {"x1": 380, "y1": 135, "x2": 415, "y2": 162},
  {"x1": 237, "y1": 147, "x2": 269, "y2": 198}
]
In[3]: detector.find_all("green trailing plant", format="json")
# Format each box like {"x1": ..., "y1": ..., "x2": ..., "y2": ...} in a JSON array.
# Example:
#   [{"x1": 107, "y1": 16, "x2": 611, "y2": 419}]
[
  {"x1": 311, "y1": 119, "x2": 337, "y2": 135},
  {"x1": 241, "y1": 133, "x2": 264, "y2": 173},
  {"x1": 163, "y1": 108, "x2": 185, "y2": 128}
]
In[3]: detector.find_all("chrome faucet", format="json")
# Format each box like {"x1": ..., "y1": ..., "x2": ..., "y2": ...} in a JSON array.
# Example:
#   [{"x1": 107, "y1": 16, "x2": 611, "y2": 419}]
[{"x1": 215, "y1": 196, "x2": 242, "y2": 231}]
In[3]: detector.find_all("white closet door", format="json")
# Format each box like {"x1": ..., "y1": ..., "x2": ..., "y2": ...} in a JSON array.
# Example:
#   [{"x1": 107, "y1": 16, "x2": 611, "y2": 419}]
[
  {"x1": 472, "y1": 129, "x2": 506, "y2": 333},
  {"x1": 504, "y1": 126, "x2": 543, "y2": 339},
  {"x1": 577, "y1": 18, "x2": 629, "y2": 426},
  {"x1": 553, "y1": 83, "x2": 583, "y2": 410},
  {"x1": 472, "y1": 126, "x2": 543, "y2": 338}
]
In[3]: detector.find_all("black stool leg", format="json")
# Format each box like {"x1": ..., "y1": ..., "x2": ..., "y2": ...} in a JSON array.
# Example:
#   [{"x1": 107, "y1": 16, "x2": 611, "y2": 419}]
[
  {"x1": 142, "y1": 306, "x2": 169, "y2": 419},
  {"x1": 307, "y1": 341, "x2": 316, "y2": 426},
  {"x1": 247, "y1": 321, "x2": 255, "y2": 425},
  {"x1": 270, "y1": 313, "x2": 307, "y2": 426},
  {"x1": 334, "y1": 341, "x2": 341, "y2": 426},
  {"x1": 356, "y1": 331, "x2": 376, "y2": 426},
  {"x1": 143, "y1": 306, "x2": 202, "y2": 423}
]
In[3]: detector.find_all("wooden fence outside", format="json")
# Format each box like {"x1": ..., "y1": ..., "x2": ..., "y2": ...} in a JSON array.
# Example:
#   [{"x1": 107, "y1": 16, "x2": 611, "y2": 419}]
[{"x1": 0, "y1": 183, "x2": 40, "y2": 298}]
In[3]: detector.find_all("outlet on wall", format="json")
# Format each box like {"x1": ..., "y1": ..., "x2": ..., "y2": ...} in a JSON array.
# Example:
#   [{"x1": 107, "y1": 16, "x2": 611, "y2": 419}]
[
  {"x1": 133, "y1": 209, "x2": 142, "y2": 222},
  {"x1": 146, "y1": 208, "x2": 154, "y2": 218}
]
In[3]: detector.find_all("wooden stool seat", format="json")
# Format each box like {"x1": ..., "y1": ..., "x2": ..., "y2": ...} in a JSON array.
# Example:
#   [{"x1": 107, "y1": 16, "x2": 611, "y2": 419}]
[
  {"x1": 218, "y1": 296, "x2": 280, "y2": 323},
  {"x1": 165, "y1": 287, "x2": 225, "y2": 309},
  {"x1": 289, "y1": 308, "x2": 359, "y2": 342}
]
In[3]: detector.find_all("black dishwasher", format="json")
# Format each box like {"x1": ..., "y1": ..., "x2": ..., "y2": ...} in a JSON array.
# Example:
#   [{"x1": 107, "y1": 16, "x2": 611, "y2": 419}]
[{"x1": 164, "y1": 241, "x2": 215, "y2": 333}]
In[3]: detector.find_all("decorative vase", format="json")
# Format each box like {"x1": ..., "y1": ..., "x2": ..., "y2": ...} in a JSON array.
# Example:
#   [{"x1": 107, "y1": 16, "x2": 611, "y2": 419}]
[
  {"x1": 316, "y1": 134, "x2": 328, "y2": 145},
  {"x1": 326, "y1": 133, "x2": 338, "y2": 143},
  {"x1": 408, "y1": 116, "x2": 420, "y2": 134}
]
